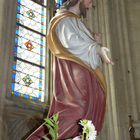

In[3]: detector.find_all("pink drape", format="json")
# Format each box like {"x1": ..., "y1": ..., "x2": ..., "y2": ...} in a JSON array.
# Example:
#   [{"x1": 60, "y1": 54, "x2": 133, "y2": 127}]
[{"x1": 26, "y1": 57, "x2": 106, "y2": 140}]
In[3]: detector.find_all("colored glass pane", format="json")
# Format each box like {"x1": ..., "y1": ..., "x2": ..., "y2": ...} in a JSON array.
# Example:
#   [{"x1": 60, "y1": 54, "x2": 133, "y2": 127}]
[
  {"x1": 17, "y1": 0, "x2": 46, "y2": 34},
  {"x1": 22, "y1": 75, "x2": 33, "y2": 87},
  {"x1": 25, "y1": 40, "x2": 34, "y2": 51},
  {"x1": 15, "y1": 26, "x2": 45, "y2": 66},
  {"x1": 15, "y1": 26, "x2": 46, "y2": 46},
  {"x1": 26, "y1": 10, "x2": 35, "y2": 19},
  {"x1": 12, "y1": 59, "x2": 45, "y2": 102},
  {"x1": 11, "y1": 0, "x2": 47, "y2": 102},
  {"x1": 55, "y1": 0, "x2": 62, "y2": 9}
]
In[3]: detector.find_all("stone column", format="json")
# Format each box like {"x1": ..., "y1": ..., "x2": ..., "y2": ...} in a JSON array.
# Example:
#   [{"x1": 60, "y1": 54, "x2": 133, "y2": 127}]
[
  {"x1": 0, "y1": 0, "x2": 47, "y2": 139},
  {"x1": 93, "y1": 0, "x2": 120, "y2": 139},
  {"x1": 0, "y1": 0, "x2": 14, "y2": 139},
  {"x1": 108, "y1": 0, "x2": 139, "y2": 138},
  {"x1": 88, "y1": 0, "x2": 139, "y2": 139}
]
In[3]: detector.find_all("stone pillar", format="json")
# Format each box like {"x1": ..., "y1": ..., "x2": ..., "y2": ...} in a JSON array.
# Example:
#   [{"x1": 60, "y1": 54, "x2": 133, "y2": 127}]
[
  {"x1": 0, "y1": 0, "x2": 14, "y2": 139},
  {"x1": 88, "y1": 0, "x2": 139, "y2": 139},
  {"x1": 125, "y1": 0, "x2": 140, "y2": 137},
  {"x1": 0, "y1": 0, "x2": 47, "y2": 140},
  {"x1": 107, "y1": 0, "x2": 139, "y2": 139},
  {"x1": 93, "y1": 0, "x2": 120, "y2": 139}
]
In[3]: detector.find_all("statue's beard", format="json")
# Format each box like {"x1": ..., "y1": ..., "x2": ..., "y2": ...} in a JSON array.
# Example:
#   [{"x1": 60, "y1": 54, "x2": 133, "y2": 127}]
[{"x1": 79, "y1": 2, "x2": 87, "y2": 18}]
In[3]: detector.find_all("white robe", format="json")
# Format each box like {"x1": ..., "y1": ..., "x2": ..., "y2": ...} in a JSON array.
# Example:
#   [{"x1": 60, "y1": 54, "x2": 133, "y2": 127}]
[{"x1": 55, "y1": 16, "x2": 102, "y2": 70}]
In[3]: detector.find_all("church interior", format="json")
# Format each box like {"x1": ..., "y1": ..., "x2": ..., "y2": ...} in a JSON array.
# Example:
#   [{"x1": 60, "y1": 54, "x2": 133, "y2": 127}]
[{"x1": 0, "y1": 0, "x2": 140, "y2": 140}]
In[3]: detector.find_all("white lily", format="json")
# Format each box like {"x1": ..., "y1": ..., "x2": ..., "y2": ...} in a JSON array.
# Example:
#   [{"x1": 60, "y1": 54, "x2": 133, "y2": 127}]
[{"x1": 79, "y1": 119, "x2": 97, "y2": 140}]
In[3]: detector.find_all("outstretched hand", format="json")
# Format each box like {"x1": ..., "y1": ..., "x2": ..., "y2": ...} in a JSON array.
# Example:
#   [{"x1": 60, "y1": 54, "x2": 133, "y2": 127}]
[{"x1": 97, "y1": 47, "x2": 114, "y2": 65}]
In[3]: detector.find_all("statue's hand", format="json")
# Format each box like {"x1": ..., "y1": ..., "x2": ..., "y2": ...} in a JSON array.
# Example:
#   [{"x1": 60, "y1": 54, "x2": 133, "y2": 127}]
[
  {"x1": 97, "y1": 47, "x2": 114, "y2": 65},
  {"x1": 94, "y1": 33, "x2": 102, "y2": 44}
]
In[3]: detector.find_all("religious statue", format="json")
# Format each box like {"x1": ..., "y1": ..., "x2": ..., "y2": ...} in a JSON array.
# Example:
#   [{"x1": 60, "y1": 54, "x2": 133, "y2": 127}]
[{"x1": 26, "y1": 0, "x2": 113, "y2": 139}]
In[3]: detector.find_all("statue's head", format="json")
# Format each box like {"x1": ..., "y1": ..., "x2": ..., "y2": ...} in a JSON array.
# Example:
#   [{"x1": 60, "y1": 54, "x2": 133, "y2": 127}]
[{"x1": 61, "y1": 0, "x2": 93, "y2": 18}]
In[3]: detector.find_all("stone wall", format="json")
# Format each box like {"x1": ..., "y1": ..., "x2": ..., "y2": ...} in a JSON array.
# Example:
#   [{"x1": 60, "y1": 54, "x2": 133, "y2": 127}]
[
  {"x1": 0, "y1": 0, "x2": 50, "y2": 140},
  {"x1": 91, "y1": 0, "x2": 140, "y2": 140},
  {"x1": 126, "y1": 0, "x2": 140, "y2": 119}
]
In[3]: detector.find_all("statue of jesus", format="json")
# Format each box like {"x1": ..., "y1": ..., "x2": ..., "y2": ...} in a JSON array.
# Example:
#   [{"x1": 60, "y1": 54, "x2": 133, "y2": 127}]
[{"x1": 26, "y1": 0, "x2": 113, "y2": 139}]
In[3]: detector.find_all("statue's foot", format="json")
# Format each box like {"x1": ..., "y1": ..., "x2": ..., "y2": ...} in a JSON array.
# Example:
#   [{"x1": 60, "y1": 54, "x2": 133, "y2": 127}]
[{"x1": 72, "y1": 136, "x2": 81, "y2": 140}]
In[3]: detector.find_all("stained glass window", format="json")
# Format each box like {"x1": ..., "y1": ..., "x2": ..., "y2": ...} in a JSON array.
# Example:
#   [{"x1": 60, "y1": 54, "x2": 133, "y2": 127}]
[
  {"x1": 11, "y1": 0, "x2": 47, "y2": 102},
  {"x1": 55, "y1": 0, "x2": 62, "y2": 9}
]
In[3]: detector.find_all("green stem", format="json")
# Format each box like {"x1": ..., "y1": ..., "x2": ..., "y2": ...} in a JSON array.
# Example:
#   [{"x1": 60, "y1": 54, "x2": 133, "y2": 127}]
[
  {"x1": 82, "y1": 132, "x2": 84, "y2": 140},
  {"x1": 86, "y1": 132, "x2": 88, "y2": 140}
]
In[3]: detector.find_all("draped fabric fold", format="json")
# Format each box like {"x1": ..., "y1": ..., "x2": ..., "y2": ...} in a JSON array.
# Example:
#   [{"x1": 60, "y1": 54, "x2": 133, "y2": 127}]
[
  {"x1": 47, "y1": 11, "x2": 107, "y2": 93},
  {"x1": 48, "y1": 58, "x2": 106, "y2": 139},
  {"x1": 26, "y1": 11, "x2": 107, "y2": 140}
]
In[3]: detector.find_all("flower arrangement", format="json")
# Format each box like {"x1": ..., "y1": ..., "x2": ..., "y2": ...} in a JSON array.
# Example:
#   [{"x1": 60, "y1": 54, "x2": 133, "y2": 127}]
[
  {"x1": 43, "y1": 114, "x2": 97, "y2": 140},
  {"x1": 79, "y1": 119, "x2": 97, "y2": 140}
]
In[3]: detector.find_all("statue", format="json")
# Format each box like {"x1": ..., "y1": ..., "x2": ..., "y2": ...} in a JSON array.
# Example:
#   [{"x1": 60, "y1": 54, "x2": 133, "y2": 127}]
[{"x1": 26, "y1": 0, "x2": 113, "y2": 139}]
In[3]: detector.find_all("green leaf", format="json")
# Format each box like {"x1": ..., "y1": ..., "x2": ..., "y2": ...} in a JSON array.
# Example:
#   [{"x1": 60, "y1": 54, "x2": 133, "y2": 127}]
[
  {"x1": 53, "y1": 113, "x2": 59, "y2": 122},
  {"x1": 42, "y1": 136, "x2": 50, "y2": 140},
  {"x1": 45, "y1": 124, "x2": 55, "y2": 139},
  {"x1": 43, "y1": 113, "x2": 59, "y2": 139},
  {"x1": 45, "y1": 124, "x2": 53, "y2": 130},
  {"x1": 44, "y1": 118, "x2": 54, "y2": 127},
  {"x1": 54, "y1": 124, "x2": 59, "y2": 132},
  {"x1": 49, "y1": 118, "x2": 55, "y2": 123},
  {"x1": 49, "y1": 128, "x2": 56, "y2": 139}
]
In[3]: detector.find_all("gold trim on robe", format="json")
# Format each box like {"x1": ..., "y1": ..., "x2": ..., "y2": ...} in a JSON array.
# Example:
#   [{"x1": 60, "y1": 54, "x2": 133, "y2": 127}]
[{"x1": 47, "y1": 11, "x2": 107, "y2": 94}]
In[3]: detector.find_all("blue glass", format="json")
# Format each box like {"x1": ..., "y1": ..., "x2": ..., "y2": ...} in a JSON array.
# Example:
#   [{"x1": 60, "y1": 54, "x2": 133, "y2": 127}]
[
  {"x1": 17, "y1": 6, "x2": 20, "y2": 12},
  {"x1": 12, "y1": 74, "x2": 16, "y2": 81},
  {"x1": 55, "y1": 0, "x2": 62, "y2": 9},
  {"x1": 16, "y1": 14, "x2": 20, "y2": 19},
  {"x1": 59, "y1": 0, "x2": 62, "y2": 6},
  {"x1": 12, "y1": 64, "x2": 16, "y2": 70},
  {"x1": 15, "y1": 38, "x2": 18, "y2": 44},
  {"x1": 11, "y1": 0, "x2": 47, "y2": 102},
  {"x1": 24, "y1": 94, "x2": 29, "y2": 99},
  {"x1": 14, "y1": 91, "x2": 20, "y2": 96},
  {"x1": 11, "y1": 83, "x2": 15, "y2": 90},
  {"x1": 15, "y1": 29, "x2": 19, "y2": 35},
  {"x1": 32, "y1": 97, "x2": 38, "y2": 101}
]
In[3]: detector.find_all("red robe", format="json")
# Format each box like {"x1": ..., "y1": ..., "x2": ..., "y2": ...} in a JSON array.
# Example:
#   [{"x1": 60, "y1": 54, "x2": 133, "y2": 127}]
[{"x1": 26, "y1": 11, "x2": 107, "y2": 140}]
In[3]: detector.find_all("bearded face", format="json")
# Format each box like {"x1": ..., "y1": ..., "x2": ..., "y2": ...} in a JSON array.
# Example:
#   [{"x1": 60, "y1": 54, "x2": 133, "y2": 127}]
[
  {"x1": 83, "y1": 0, "x2": 93, "y2": 9},
  {"x1": 79, "y1": 0, "x2": 93, "y2": 18},
  {"x1": 79, "y1": 1, "x2": 87, "y2": 18},
  {"x1": 62, "y1": 0, "x2": 93, "y2": 18}
]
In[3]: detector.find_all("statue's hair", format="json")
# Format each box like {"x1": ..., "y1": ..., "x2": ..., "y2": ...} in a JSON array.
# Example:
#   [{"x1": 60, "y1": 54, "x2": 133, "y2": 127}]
[{"x1": 61, "y1": 0, "x2": 79, "y2": 9}]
